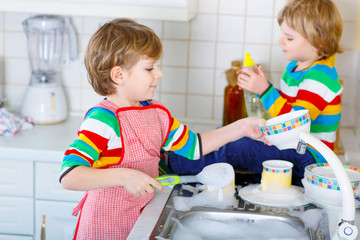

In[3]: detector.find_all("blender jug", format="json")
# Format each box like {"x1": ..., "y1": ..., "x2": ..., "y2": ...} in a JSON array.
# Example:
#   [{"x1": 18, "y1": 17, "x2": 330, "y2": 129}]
[{"x1": 21, "y1": 15, "x2": 77, "y2": 124}]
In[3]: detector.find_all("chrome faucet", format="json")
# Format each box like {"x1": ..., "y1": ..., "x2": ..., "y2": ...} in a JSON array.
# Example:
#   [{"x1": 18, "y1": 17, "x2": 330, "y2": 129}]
[{"x1": 297, "y1": 131, "x2": 358, "y2": 239}]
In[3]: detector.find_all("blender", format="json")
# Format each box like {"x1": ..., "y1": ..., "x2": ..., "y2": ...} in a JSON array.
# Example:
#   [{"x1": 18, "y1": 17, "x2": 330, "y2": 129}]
[{"x1": 21, "y1": 15, "x2": 77, "y2": 124}]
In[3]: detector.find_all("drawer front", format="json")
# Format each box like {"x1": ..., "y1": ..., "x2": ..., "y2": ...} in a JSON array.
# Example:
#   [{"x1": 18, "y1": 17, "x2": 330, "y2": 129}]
[
  {"x1": 0, "y1": 160, "x2": 33, "y2": 197},
  {"x1": 0, "y1": 197, "x2": 34, "y2": 235},
  {"x1": 35, "y1": 200, "x2": 78, "y2": 240},
  {"x1": 35, "y1": 162, "x2": 83, "y2": 202},
  {"x1": 0, "y1": 235, "x2": 33, "y2": 240}
]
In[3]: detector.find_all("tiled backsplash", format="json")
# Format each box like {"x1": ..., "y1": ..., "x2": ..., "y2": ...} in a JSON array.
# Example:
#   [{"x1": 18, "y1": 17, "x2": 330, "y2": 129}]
[{"x1": 0, "y1": 0, "x2": 359, "y2": 132}]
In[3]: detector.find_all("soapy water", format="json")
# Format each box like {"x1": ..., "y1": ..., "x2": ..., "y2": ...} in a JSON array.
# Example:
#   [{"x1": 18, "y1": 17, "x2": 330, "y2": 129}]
[
  {"x1": 197, "y1": 162, "x2": 235, "y2": 189},
  {"x1": 173, "y1": 163, "x2": 236, "y2": 212},
  {"x1": 298, "y1": 208, "x2": 323, "y2": 231},
  {"x1": 155, "y1": 210, "x2": 325, "y2": 240},
  {"x1": 167, "y1": 183, "x2": 325, "y2": 240},
  {"x1": 172, "y1": 217, "x2": 310, "y2": 240},
  {"x1": 173, "y1": 184, "x2": 236, "y2": 211},
  {"x1": 155, "y1": 216, "x2": 311, "y2": 240}
]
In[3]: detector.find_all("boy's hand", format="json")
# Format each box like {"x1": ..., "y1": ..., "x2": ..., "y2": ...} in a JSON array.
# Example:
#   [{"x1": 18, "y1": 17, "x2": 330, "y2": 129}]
[
  {"x1": 122, "y1": 169, "x2": 164, "y2": 197},
  {"x1": 237, "y1": 65, "x2": 270, "y2": 95},
  {"x1": 240, "y1": 117, "x2": 271, "y2": 146}
]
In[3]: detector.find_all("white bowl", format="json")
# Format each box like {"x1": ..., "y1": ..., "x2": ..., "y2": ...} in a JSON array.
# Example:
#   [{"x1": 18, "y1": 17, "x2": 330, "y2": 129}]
[
  {"x1": 302, "y1": 163, "x2": 360, "y2": 207},
  {"x1": 304, "y1": 163, "x2": 360, "y2": 191},
  {"x1": 260, "y1": 110, "x2": 310, "y2": 150}
]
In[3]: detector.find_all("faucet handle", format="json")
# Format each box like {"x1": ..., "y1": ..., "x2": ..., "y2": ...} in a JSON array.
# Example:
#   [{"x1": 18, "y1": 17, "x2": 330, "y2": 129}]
[
  {"x1": 296, "y1": 139, "x2": 307, "y2": 154},
  {"x1": 338, "y1": 222, "x2": 358, "y2": 239}
]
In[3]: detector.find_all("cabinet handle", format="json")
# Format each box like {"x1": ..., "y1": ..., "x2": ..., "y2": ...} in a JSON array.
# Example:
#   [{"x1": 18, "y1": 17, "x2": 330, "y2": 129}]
[{"x1": 41, "y1": 214, "x2": 46, "y2": 240}]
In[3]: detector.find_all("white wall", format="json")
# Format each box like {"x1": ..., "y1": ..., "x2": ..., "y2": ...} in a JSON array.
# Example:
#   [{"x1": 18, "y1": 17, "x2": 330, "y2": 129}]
[
  {"x1": 356, "y1": 51, "x2": 360, "y2": 140},
  {"x1": 0, "y1": 0, "x2": 359, "y2": 130}
]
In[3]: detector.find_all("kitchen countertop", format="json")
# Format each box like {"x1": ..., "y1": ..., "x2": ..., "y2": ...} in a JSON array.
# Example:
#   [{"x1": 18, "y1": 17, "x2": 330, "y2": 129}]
[
  {"x1": 0, "y1": 115, "x2": 83, "y2": 162},
  {"x1": 0, "y1": 114, "x2": 220, "y2": 162},
  {"x1": 4, "y1": 112, "x2": 354, "y2": 164}
]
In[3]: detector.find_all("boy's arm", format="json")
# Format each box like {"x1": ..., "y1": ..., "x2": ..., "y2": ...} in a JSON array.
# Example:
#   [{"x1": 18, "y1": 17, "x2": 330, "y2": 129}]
[
  {"x1": 199, "y1": 117, "x2": 268, "y2": 155},
  {"x1": 61, "y1": 166, "x2": 163, "y2": 195},
  {"x1": 59, "y1": 108, "x2": 118, "y2": 182},
  {"x1": 162, "y1": 117, "x2": 202, "y2": 160},
  {"x1": 259, "y1": 84, "x2": 293, "y2": 117},
  {"x1": 60, "y1": 108, "x2": 163, "y2": 195},
  {"x1": 163, "y1": 117, "x2": 268, "y2": 159}
]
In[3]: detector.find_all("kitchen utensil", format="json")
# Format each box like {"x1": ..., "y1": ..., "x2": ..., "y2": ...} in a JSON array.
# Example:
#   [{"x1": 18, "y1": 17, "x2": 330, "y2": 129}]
[
  {"x1": 155, "y1": 162, "x2": 235, "y2": 190},
  {"x1": 155, "y1": 175, "x2": 181, "y2": 186},
  {"x1": 21, "y1": 15, "x2": 77, "y2": 124},
  {"x1": 261, "y1": 160, "x2": 293, "y2": 194},
  {"x1": 260, "y1": 109, "x2": 310, "y2": 150}
]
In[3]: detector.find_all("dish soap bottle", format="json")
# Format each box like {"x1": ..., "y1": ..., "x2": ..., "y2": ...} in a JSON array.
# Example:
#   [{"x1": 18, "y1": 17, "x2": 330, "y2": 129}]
[
  {"x1": 242, "y1": 53, "x2": 270, "y2": 119},
  {"x1": 223, "y1": 60, "x2": 247, "y2": 126}
]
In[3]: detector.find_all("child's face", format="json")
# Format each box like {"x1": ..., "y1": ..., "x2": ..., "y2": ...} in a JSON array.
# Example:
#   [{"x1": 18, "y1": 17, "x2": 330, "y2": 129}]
[
  {"x1": 278, "y1": 21, "x2": 319, "y2": 66},
  {"x1": 122, "y1": 56, "x2": 163, "y2": 105}
]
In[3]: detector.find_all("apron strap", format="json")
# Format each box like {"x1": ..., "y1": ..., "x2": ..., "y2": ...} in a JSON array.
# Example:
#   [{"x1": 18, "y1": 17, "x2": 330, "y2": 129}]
[{"x1": 72, "y1": 192, "x2": 88, "y2": 216}]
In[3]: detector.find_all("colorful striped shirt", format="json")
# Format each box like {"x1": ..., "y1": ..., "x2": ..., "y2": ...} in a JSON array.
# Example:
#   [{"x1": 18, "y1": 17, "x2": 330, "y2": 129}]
[
  {"x1": 260, "y1": 58, "x2": 342, "y2": 159},
  {"x1": 60, "y1": 100, "x2": 201, "y2": 180}
]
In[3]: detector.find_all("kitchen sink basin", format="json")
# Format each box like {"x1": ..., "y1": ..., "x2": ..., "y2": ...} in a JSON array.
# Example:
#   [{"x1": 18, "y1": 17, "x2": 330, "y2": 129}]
[{"x1": 150, "y1": 183, "x2": 330, "y2": 240}]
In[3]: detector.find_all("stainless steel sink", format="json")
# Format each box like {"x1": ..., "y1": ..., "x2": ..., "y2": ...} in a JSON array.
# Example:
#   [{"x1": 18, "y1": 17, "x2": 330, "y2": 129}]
[{"x1": 150, "y1": 183, "x2": 330, "y2": 239}]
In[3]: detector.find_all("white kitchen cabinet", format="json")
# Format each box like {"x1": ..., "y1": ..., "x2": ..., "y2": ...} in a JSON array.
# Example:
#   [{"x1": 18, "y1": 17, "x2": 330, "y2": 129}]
[
  {"x1": 0, "y1": 235, "x2": 33, "y2": 240},
  {"x1": 0, "y1": 196, "x2": 34, "y2": 235},
  {"x1": 0, "y1": 160, "x2": 83, "y2": 240},
  {"x1": 0, "y1": 160, "x2": 33, "y2": 197},
  {"x1": 35, "y1": 162, "x2": 83, "y2": 202},
  {"x1": 0, "y1": 117, "x2": 86, "y2": 240},
  {"x1": 0, "y1": 0, "x2": 197, "y2": 21},
  {"x1": 35, "y1": 162, "x2": 83, "y2": 240},
  {"x1": 35, "y1": 200, "x2": 78, "y2": 240},
  {"x1": 0, "y1": 160, "x2": 34, "y2": 237}
]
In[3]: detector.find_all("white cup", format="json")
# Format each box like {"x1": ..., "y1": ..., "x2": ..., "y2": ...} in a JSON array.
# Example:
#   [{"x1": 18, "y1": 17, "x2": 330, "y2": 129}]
[{"x1": 261, "y1": 160, "x2": 293, "y2": 194}]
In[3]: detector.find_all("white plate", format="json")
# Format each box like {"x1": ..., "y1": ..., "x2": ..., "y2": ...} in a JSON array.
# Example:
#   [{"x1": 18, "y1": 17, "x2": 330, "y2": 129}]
[{"x1": 238, "y1": 184, "x2": 310, "y2": 207}]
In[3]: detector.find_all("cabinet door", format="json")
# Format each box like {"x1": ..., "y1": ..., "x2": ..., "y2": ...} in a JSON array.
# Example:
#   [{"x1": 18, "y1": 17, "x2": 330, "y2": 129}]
[
  {"x1": 35, "y1": 162, "x2": 83, "y2": 202},
  {"x1": 35, "y1": 200, "x2": 78, "y2": 240},
  {"x1": 0, "y1": 160, "x2": 33, "y2": 197},
  {"x1": 0, "y1": 234, "x2": 33, "y2": 240},
  {"x1": 0, "y1": 197, "x2": 33, "y2": 235}
]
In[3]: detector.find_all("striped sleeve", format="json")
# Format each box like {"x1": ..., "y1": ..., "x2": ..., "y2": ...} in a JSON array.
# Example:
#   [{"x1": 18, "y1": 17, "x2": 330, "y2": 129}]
[
  {"x1": 162, "y1": 117, "x2": 202, "y2": 160},
  {"x1": 261, "y1": 59, "x2": 342, "y2": 119},
  {"x1": 260, "y1": 84, "x2": 292, "y2": 117},
  {"x1": 260, "y1": 58, "x2": 342, "y2": 150},
  {"x1": 60, "y1": 107, "x2": 121, "y2": 180}
]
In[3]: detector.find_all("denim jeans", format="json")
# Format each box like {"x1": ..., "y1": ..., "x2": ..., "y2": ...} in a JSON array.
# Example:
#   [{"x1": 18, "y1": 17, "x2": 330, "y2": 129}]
[{"x1": 168, "y1": 137, "x2": 316, "y2": 186}]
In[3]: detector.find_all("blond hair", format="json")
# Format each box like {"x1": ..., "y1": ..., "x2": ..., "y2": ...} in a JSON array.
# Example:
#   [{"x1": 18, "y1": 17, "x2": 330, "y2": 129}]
[
  {"x1": 277, "y1": 0, "x2": 344, "y2": 58},
  {"x1": 84, "y1": 18, "x2": 163, "y2": 96}
]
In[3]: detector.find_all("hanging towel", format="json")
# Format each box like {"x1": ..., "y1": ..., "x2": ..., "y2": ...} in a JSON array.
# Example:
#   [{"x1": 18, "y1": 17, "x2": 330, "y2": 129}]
[{"x1": 0, "y1": 108, "x2": 35, "y2": 136}]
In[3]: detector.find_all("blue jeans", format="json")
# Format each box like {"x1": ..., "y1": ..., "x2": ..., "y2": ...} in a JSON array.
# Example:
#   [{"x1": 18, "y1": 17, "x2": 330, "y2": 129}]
[{"x1": 168, "y1": 137, "x2": 316, "y2": 185}]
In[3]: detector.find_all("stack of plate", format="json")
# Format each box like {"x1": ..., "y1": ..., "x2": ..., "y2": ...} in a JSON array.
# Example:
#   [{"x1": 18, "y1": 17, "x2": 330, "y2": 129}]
[{"x1": 238, "y1": 184, "x2": 309, "y2": 208}]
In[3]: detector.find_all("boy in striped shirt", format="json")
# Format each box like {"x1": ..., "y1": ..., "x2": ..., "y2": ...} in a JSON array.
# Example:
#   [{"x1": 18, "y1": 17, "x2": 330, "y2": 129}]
[{"x1": 59, "y1": 18, "x2": 269, "y2": 240}]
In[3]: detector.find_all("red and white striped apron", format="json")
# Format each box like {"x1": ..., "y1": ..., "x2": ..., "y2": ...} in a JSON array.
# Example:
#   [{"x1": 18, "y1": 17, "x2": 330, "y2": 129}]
[{"x1": 72, "y1": 100, "x2": 171, "y2": 240}]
